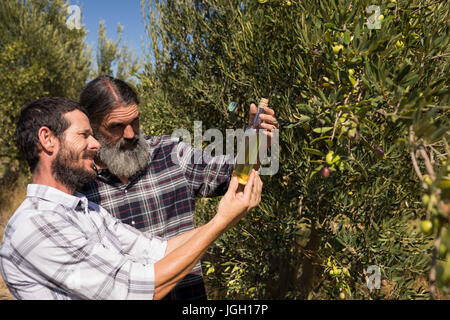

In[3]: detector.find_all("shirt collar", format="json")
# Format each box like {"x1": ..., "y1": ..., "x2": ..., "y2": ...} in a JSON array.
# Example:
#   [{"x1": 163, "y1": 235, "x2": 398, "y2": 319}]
[
  {"x1": 96, "y1": 167, "x2": 147, "y2": 186},
  {"x1": 27, "y1": 184, "x2": 86, "y2": 210}
]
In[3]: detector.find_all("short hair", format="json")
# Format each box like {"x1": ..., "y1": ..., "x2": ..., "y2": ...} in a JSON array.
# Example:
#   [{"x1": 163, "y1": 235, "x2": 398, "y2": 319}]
[
  {"x1": 15, "y1": 97, "x2": 88, "y2": 172},
  {"x1": 79, "y1": 76, "x2": 139, "y2": 128}
]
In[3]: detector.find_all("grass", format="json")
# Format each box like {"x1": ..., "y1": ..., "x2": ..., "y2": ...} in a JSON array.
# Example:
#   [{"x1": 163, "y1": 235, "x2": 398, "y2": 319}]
[{"x1": 0, "y1": 176, "x2": 28, "y2": 300}]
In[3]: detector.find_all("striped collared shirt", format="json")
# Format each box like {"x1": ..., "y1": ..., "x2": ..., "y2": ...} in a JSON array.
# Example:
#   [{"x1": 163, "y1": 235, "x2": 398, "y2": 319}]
[
  {"x1": 81, "y1": 135, "x2": 234, "y2": 299},
  {"x1": 0, "y1": 184, "x2": 167, "y2": 300}
]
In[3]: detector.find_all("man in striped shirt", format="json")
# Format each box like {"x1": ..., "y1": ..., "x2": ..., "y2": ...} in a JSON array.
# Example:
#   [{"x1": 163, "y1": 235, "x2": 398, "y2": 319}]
[
  {"x1": 0, "y1": 97, "x2": 262, "y2": 300},
  {"x1": 79, "y1": 76, "x2": 278, "y2": 299}
]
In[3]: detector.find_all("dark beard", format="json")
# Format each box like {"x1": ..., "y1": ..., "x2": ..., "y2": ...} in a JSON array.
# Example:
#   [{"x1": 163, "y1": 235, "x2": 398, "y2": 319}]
[
  {"x1": 52, "y1": 147, "x2": 97, "y2": 191},
  {"x1": 95, "y1": 130, "x2": 150, "y2": 178}
]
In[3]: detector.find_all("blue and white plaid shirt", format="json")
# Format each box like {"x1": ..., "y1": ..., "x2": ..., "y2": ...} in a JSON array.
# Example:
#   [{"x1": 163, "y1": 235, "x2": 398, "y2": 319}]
[
  {"x1": 0, "y1": 184, "x2": 167, "y2": 300},
  {"x1": 81, "y1": 135, "x2": 234, "y2": 300}
]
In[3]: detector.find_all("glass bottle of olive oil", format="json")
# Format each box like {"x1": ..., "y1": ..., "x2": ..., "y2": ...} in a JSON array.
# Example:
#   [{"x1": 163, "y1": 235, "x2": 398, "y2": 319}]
[{"x1": 232, "y1": 98, "x2": 268, "y2": 185}]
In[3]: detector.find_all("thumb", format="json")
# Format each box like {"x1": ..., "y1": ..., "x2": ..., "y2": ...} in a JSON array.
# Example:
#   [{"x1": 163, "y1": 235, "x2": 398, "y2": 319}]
[
  {"x1": 248, "y1": 103, "x2": 257, "y2": 125},
  {"x1": 242, "y1": 170, "x2": 256, "y2": 201},
  {"x1": 227, "y1": 176, "x2": 240, "y2": 195}
]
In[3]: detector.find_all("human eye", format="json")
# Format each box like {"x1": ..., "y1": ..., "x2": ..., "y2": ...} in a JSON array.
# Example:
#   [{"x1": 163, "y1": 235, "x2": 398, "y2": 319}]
[
  {"x1": 80, "y1": 130, "x2": 93, "y2": 139},
  {"x1": 108, "y1": 123, "x2": 125, "y2": 131},
  {"x1": 132, "y1": 117, "x2": 140, "y2": 126}
]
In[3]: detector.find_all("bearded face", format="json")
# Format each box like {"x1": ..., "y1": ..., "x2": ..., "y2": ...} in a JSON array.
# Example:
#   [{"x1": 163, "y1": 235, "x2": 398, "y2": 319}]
[
  {"x1": 94, "y1": 129, "x2": 150, "y2": 178},
  {"x1": 49, "y1": 110, "x2": 100, "y2": 191},
  {"x1": 90, "y1": 104, "x2": 150, "y2": 178},
  {"x1": 52, "y1": 139, "x2": 98, "y2": 191}
]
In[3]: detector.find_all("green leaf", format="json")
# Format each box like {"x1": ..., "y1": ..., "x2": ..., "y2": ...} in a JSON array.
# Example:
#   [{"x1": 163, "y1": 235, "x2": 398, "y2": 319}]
[
  {"x1": 310, "y1": 136, "x2": 332, "y2": 144},
  {"x1": 344, "y1": 31, "x2": 351, "y2": 45},
  {"x1": 316, "y1": 88, "x2": 329, "y2": 104},
  {"x1": 428, "y1": 126, "x2": 449, "y2": 143},
  {"x1": 206, "y1": 265, "x2": 215, "y2": 275},
  {"x1": 349, "y1": 74, "x2": 356, "y2": 87},
  {"x1": 298, "y1": 115, "x2": 311, "y2": 123},
  {"x1": 303, "y1": 148, "x2": 324, "y2": 156},
  {"x1": 373, "y1": 222, "x2": 379, "y2": 232},
  {"x1": 310, "y1": 164, "x2": 324, "y2": 179},
  {"x1": 284, "y1": 116, "x2": 310, "y2": 128},
  {"x1": 395, "y1": 64, "x2": 412, "y2": 83},
  {"x1": 296, "y1": 103, "x2": 315, "y2": 115},
  {"x1": 313, "y1": 127, "x2": 333, "y2": 134}
]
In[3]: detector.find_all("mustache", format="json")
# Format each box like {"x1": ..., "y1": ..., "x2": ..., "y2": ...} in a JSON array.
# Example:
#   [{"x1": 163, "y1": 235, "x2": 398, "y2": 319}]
[
  {"x1": 95, "y1": 130, "x2": 150, "y2": 177},
  {"x1": 119, "y1": 137, "x2": 138, "y2": 149},
  {"x1": 82, "y1": 150, "x2": 97, "y2": 159}
]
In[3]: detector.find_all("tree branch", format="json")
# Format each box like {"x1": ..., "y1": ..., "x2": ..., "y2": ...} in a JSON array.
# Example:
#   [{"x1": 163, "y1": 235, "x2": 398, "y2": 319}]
[
  {"x1": 429, "y1": 52, "x2": 450, "y2": 60},
  {"x1": 409, "y1": 126, "x2": 426, "y2": 187},
  {"x1": 419, "y1": 146, "x2": 436, "y2": 180},
  {"x1": 429, "y1": 229, "x2": 441, "y2": 300}
]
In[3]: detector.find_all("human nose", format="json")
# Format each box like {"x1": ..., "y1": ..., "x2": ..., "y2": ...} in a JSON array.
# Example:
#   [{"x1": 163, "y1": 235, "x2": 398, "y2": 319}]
[
  {"x1": 88, "y1": 136, "x2": 101, "y2": 151},
  {"x1": 123, "y1": 124, "x2": 135, "y2": 139}
]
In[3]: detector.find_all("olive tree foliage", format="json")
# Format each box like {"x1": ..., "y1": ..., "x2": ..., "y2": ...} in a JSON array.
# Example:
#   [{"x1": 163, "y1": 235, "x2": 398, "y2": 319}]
[
  {"x1": 140, "y1": 0, "x2": 449, "y2": 299},
  {"x1": 0, "y1": 0, "x2": 91, "y2": 184},
  {"x1": 91, "y1": 19, "x2": 140, "y2": 84}
]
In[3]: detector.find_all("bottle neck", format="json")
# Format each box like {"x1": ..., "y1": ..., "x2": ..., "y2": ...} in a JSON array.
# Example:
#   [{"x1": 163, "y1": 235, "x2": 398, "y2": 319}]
[{"x1": 249, "y1": 106, "x2": 265, "y2": 130}]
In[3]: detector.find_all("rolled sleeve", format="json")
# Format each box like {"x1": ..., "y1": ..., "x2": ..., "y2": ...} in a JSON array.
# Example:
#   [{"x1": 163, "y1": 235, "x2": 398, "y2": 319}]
[
  {"x1": 176, "y1": 141, "x2": 234, "y2": 197},
  {"x1": 147, "y1": 236, "x2": 167, "y2": 262}
]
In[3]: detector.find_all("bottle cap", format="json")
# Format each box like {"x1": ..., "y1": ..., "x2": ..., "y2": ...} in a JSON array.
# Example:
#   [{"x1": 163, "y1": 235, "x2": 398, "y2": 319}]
[{"x1": 259, "y1": 98, "x2": 269, "y2": 109}]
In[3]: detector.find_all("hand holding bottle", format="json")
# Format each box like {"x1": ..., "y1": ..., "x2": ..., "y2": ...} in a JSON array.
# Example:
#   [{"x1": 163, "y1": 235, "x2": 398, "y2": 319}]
[
  {"x1": 217, "y1": 170, "x2": 262, "y2": 228},
  {"x1": 248, "y1": 100, "x2": 279, "y2": 143}
]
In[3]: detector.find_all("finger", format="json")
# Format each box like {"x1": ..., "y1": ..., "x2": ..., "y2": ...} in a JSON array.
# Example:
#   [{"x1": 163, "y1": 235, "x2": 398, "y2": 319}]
[
  {"x1": 252, "y1": 173, "x2": 262, "y2": 206},
  {"x1": 263, "y1": 107, "x2": 275, "y2": 116},
  {"x1": 260, "y1": 117, "x2": 279, "y2": 130},
  {"x1": 260, "y1": 123, "x2": 277, "y2": 132},
  {"x1": 256, "y1": 172, "x2": 262, "y2": 193},
  {"x1": 260, "y1": 114, "x2": 277, "y2": 124},
  {"x1": 248, "y1": 103, "x2": 258, "y2": 125},
  {"x1": 250, "y1": 174, "x2": 259, "y2": 205},
  {"x1": 257, "y1": 175, "x2": 263, "y2": 203},
  {"x1": 261, "y1": 130, "x2": 273, "y2": 140},
  {"x1": 226, "y1": 176, "x2": 239, "y2": 196},
  {"x1": 252, "y1": 171, "x2": 262, "y2": 202},
  {"x1": 262, "y1": 109, "x2": 279, "y2": 128},
  {"x1": 243, "y1": 170, "x2": 256, "y2": 201}
]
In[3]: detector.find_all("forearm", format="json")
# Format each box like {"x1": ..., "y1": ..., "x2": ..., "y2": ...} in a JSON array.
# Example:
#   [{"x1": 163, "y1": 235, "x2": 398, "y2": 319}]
[
  {"x1": 164, "y1": 227, "x2": 201, "y2": 255},
  {"x1": 153, "y1": 216, "x2": 230, "y2": 299},
  {"x1": 153, "y1": 171, "x2": 260, "y2": 300}
]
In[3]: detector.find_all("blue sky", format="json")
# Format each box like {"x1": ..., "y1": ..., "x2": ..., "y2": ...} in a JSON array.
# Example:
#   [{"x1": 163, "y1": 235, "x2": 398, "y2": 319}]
[{"x1": 67, "y1": 0, "x2": 148, "y2": 62}]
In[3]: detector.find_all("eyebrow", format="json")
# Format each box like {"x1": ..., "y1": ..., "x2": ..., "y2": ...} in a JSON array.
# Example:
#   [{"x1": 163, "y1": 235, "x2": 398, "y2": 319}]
[
  {"x1": 107, "y1": 115, "x2": 140, "y2": 127},
  {"x1": 79, "y1": 128, "x2": 94, "y2": 136}
]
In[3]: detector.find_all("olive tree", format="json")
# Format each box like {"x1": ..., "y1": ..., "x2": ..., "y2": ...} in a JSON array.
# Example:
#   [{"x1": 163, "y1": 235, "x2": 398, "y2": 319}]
[{"x1": 140, "y1": 0, "x2": 449, "y2": 299}]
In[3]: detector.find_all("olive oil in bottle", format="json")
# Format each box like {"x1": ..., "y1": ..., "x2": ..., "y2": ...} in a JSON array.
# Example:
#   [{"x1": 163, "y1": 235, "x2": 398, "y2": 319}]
[{"x1": 232, "y1": 98, "x2": 268, "y2": 185}]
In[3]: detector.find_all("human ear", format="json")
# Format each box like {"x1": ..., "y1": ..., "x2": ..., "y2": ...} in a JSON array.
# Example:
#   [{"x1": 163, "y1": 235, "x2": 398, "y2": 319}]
[{"x1": 37, "y1": 126, "x2": 58, "y2": 154}]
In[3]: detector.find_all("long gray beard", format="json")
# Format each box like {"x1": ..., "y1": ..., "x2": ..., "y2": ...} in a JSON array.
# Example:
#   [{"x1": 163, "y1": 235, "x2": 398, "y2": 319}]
[{"x1": 96, "y1": 132, "x2": 150, "y2": 178}]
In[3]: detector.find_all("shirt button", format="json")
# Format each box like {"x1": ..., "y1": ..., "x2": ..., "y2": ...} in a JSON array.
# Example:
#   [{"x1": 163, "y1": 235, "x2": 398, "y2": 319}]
[
  {"x1": 131, "y1": 221, "x2": 135, "y2": 225},
  {"x1": 124, "y1": 189, "x2": 128, "y2": 193}
]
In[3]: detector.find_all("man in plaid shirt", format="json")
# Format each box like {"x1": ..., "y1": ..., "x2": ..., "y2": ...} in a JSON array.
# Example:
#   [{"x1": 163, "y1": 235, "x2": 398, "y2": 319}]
[
  {"x1": 79, "y1": 76, "x2": 278, "y2": 300},
  {"x1": 0, "y1": 97, "x2": 262, "y2": 300}
]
